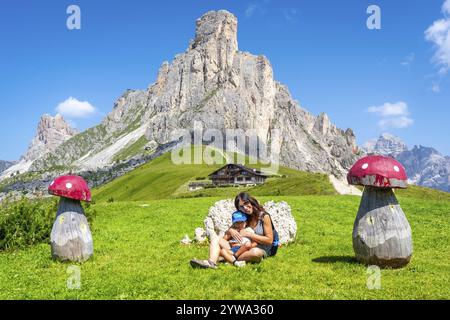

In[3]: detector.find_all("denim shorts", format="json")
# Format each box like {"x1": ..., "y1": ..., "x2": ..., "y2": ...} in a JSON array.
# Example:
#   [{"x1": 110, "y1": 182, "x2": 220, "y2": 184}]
[{"x1": 231, "y1": 246, "x2": 241, "y2": 254}]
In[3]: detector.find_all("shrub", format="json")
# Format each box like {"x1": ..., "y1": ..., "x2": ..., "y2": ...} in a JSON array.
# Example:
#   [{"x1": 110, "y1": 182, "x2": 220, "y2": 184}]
[{"x1": 0, "y1": 197, "x2": 96, "y2": 251}]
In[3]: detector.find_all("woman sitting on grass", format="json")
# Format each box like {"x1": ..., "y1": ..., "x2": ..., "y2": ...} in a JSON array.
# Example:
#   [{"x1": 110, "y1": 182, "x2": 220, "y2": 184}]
[{"x1": 190, "y1": 192, "x2": 278, "y2": 269}]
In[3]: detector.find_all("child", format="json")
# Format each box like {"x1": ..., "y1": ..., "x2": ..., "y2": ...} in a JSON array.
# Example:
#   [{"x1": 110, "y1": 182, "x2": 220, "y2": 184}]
[{"x1": 222, "y1": 211, "x2": 258, "y2": 267}]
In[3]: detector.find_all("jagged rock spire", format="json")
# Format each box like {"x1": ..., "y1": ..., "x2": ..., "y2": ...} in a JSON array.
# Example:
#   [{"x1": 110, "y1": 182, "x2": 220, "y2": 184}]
[
  {"x1": 191, "y1": 10, "x2": 238, "y2": 53},
  {"x1": 22, "y1": 114, "x2": 78, "y2": 162}
]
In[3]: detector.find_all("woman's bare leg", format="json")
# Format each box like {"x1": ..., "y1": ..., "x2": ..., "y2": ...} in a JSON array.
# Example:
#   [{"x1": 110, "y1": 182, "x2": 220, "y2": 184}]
[{"x1": 237, "y1": 248, "x2": 265, "y2": 263}]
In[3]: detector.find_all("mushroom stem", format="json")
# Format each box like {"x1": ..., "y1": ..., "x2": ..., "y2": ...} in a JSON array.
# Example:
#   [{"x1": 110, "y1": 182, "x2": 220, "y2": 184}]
[
  {"x1": 50, "y1": 197, "x2": 94, "y2": 262},
  {"x1": 56, "y1": 197, "x2": 84, "y2": 216},
  {"x1": 352, "y1": 186, "x2": 413, "y2": 268}
]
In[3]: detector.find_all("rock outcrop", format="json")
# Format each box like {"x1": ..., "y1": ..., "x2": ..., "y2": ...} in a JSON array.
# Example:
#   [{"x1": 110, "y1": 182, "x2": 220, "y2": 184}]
[{"x1": 202, "y1": 199, "x2": 297, "y2": 245}]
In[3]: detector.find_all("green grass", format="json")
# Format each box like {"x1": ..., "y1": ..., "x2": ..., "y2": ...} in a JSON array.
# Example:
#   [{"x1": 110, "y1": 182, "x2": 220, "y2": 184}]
[
  {"x1": 94, "y1": 145, "x2": 336, "y2": 202},
  {"x1": 0, "y1": 195, "x2": 449, "y2": 299},
  {"x1": 395, "y1": 184, "x2": 450, "y2": 201}
]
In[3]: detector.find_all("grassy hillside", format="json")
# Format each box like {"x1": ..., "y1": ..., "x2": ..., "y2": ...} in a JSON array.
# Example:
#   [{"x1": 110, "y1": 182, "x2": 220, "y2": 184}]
[
  {"x1": 93, "y1": 146, "x2": 226, "y2": 201},
  {"x1": 0, "y1": 195, "x2": 449, "y2": 299},
  {"x1": 395, "y1": 184, "x2": 450, "y2": 201},
  {"x1": 93, "y1": 145, "x2": 336, "y2": 202},
  {"x1": 174, "y1": 169, "x2": 335, "y2": 199}
]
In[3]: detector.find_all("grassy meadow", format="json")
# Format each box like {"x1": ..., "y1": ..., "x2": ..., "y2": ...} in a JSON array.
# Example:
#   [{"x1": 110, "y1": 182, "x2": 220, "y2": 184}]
[{"x1": 0, "y1": 194, "x2": 449, "y2": 299}]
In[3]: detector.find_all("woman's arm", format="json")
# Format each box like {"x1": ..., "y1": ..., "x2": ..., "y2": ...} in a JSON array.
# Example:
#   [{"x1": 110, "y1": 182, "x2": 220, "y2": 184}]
[
  {"x1": 241, "y1": 215, "x2": 273, "y2": 246},
  {"x1": 226, "y1": 228, "x2": 243, "y2": 243}
]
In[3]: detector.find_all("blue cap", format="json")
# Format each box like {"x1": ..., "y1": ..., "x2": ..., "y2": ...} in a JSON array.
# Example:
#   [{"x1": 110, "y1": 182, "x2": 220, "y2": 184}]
[{"x1": 232, "y1": 211, "x2": 247, "y2": 224}]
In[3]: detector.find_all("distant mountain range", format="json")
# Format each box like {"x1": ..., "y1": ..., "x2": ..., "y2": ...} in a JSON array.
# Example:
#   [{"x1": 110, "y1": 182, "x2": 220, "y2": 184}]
[{"x1": 364, "y1": 133, "x2": 450, "y2": 192}]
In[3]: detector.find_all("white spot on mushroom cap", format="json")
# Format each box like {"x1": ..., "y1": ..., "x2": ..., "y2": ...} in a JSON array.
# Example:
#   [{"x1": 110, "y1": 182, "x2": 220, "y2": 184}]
[
  {"x1": 66, "y1": 183, "x2": 73, "y2": 189},
  {"x1": 394, "y1": 166, "x2": 400, "y2": 172},
  {"x1": 362, "y1": 163, "x2": 369, "y2": 169},
  {"x1": 50, "y1": 181, "x2": 54, "y2": 186}
]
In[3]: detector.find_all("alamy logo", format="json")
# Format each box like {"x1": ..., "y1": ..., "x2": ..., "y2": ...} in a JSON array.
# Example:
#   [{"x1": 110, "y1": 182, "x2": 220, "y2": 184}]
[
  {"x1": 170, "y1": 121, "x2": 281, "y2": 175},
  {"x1": 367, "y1": 5, "x2": 381, "y2": 30},
  {"x1": 67, "y1": 265, "x2": 81, "y2": 290},
  {"x1": 366, "y1": 265, "x2": 381, "y2": 290},
  {"x1": 66, "y1": 5, "x2": 81, "y2": 30}
]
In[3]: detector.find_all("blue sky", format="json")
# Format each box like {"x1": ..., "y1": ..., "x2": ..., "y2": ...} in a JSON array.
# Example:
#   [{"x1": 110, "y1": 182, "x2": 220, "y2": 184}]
[{"x1": 0, "y1": 0, "x2": 449, "y2": 161}]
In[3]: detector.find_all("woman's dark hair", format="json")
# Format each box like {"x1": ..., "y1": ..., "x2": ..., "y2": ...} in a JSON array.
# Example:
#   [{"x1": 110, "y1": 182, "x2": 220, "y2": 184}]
[{"x1": 234, "y1": 192, "x2": 266, "y2": 219}]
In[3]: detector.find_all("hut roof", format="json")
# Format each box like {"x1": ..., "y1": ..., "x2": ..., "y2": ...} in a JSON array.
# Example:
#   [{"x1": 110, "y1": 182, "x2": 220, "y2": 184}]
[{"x1": 208, "y1": 164, "x2": 268, "y2": 178}]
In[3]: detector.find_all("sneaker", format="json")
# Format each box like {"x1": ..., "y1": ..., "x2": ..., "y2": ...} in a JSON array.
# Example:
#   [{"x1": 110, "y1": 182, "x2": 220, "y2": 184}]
[
  {"x1": 233, "y1": 260, "x2": 246, "y2": 268},
  {"x1": 190, "y1": 259, "x2": 217, "y2": 269}
]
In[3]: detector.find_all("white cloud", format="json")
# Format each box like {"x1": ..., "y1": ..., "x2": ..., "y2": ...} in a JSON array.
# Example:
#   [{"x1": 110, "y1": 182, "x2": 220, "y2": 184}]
[
  {"x1": 443, "y1": 0, "x2": 450, "y2": 15},
  {"x1": 245, "y1": 0, "x2": 270, "y2": 18},
  {"x1": 368, "y1": 101, "x2": 409, "y2": 117},
  {"x1": 432, "y1": 83, "x2": 441, "y2": 92},
  {"x1": 425, "y1": 1, "x2": 450, "y2": 74},
  {"x1": 401, "y1": 53, "x2": 415, "y2": 67},
  {"x1": 368, "y1": 101, "x2": 414, "y2": 129},
  {"x1": 56, "y1": 97, "x2": 96, "y2": 119},
  {"x1": 245, "y1": 4, "x2": 258, "y2": 18},
  {"x1": 283, "y1": 8, "x2": 299, "y2": 23},
  {"x1": 379, "y1": 117, "x2": 414, "y2": 129}
]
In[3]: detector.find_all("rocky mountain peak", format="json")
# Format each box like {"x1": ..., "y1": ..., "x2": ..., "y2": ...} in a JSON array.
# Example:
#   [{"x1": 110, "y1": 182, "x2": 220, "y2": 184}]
[
  {"x1": 22, "y1": 114, "x2": 78, "y2": 162},
  {"x1": 191, "y1": 10, "x2": 238, "y2": 52},
  {"x1": 364, "y1": 133, "x2": 408, "y2": 157}
]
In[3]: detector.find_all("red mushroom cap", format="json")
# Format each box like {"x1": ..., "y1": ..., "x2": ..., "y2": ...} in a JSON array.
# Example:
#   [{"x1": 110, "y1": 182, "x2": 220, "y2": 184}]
[
  {"x1": 347, "y1": 155, "x2": 408, "y2": 189},
  {"x1": 48, "y1": 175, "x2": 91, "y2": 202}
]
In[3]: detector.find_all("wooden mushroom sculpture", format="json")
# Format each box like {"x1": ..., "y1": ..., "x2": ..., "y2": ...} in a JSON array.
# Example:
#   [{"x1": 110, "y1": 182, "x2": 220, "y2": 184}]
[
  {"x1": 347, "y1": 155, "x2": 412, "y2": 268},
  {"x1": 48, "y1": 175, "x2": 93, "y2": 262}
]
